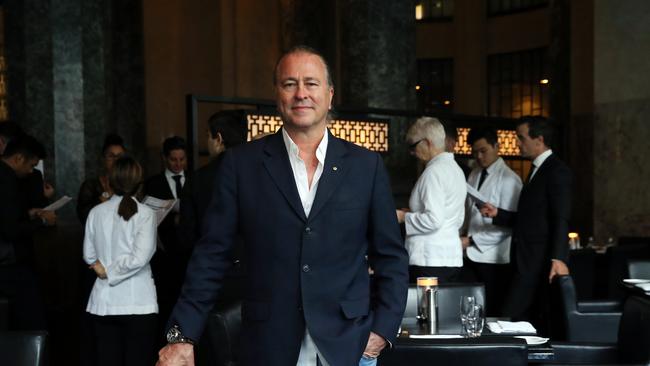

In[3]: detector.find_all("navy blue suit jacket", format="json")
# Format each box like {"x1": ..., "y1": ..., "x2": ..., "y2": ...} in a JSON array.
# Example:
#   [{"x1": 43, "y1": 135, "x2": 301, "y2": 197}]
[{"x1": 169, "y1": 130, "x2": 409, "y2": 365}]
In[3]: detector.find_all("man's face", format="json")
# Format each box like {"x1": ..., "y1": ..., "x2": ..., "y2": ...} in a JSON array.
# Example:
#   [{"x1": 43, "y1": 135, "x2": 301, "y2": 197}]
[
  {"x1": 472, "y1": 138, "x2": 499, "y2": 168},
  {"x1": 275, "y1": 52, "x2": 333, "y2": 131},
  {"x1": 516, "y1": 123, "x2": 543, "y2": 159},
  {"x1": 165, "y1": 149, "x2": 187, "y2": 174},
  {"x1": 14, "y1": 155, "x2": 39, "y2": 177}
]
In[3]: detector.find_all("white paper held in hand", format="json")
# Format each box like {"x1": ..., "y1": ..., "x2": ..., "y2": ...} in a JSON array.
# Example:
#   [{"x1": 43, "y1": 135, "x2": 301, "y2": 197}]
[
  {"x1": 466, "y1": 184, "x2": 489, "y2": 207},
  {"x1": 142, "y1": 196, "x2": 176, "y2": 226},
  {"x1": 43, "y1": 196, "x2": 73, "y2": 211}
]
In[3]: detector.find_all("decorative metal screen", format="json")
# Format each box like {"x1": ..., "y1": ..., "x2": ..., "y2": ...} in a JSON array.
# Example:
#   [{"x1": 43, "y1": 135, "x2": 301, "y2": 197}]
[
  {"x1": 453, "y1": 128, "x2": 520, "y2": 157},
  {"x1": 246, "y1": 113, "x2": 389, "y2": 152}
]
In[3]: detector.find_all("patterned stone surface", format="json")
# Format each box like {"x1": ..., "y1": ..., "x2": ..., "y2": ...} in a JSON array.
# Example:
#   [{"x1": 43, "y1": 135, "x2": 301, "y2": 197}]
[{"x1": 4, "y1": 0, "x2": 145, "y2": 218}]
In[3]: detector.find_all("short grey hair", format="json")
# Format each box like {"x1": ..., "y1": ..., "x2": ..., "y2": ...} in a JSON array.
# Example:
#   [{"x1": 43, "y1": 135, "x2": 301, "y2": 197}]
[
  {"x1": 407, "y1": 117, "x2": 446, "y2": 150},
  {"x1": 273, "y1": 45, "x2": 334, "y2": 88}
]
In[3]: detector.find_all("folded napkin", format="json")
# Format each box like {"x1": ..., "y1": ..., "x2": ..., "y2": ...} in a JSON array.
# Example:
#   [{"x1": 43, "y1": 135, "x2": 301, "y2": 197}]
[
  {"x1": 409, "y1": 334, "x2": 463, "y2": 339},
  {"x1": 635, "y1": 282, "x2": 650, "y2": 292},
  {"x1": 487, "y1": 321, "x2": 537, "y2": 334},
  {"x1": 514, "y1": 336, "x2": 549, "y2": 345}
]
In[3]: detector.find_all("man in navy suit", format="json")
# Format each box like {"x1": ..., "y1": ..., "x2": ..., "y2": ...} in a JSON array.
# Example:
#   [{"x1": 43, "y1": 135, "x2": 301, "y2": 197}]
[
  {"x1": 157, "y1": 46, "x2": 408, "y2": 365},
  {"x1": 482, "y1": 117, "x2": 572, "y2": 334}
]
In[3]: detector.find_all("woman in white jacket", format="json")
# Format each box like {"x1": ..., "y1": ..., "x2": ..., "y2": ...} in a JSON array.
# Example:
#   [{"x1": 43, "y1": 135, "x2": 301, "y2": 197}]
[
  {"x1": 396, "y1": 117, "x2": 467, "y2": 283},
  {"x1": 83, "y1": 156, "x2": 158, "y2": 366}
]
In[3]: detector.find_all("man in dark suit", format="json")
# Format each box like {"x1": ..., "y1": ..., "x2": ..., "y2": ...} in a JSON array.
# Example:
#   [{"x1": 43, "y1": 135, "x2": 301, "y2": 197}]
[
  {"x1": 0, "y1": 135, "x2": 56, "y2": 330},
  {"x1": 179, "y1": 111, "x2": 247, "y2": 308},
  {"x1": 481, "y1": 116, "x2": 571, "y2": 334},
  {"x1": 157, "y1": 46, "x2": 408, "y2": 366},
  {"x1": 144, "y1": 136, "x2": 190, "y2": 343}
]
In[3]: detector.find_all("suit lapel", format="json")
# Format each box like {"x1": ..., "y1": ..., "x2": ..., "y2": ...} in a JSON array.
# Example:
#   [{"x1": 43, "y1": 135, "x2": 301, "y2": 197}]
[
  {"x1": 262, "y1": 132, "x2": 308, "y2": 222},
  {"x1": 308, "y1": 132, "x2": 349, "y2": 221},
  {"x1": 522, "y1": 153, "x2": 555, "y2": 193}
]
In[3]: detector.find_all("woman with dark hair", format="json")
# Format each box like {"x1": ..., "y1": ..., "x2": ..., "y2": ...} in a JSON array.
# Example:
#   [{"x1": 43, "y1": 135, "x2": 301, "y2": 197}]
[
  {"x1": 76, "y1": 134, "x2": 126, "y2": 224},
  {"x1": 83, "y1": 156, "x2": 158, "y2": 366}
]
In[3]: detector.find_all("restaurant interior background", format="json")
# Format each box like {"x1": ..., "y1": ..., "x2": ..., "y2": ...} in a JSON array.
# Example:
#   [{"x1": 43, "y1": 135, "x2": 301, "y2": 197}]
[{"x1": 1, "y1": 0, "x2": 649, "y2": 364}]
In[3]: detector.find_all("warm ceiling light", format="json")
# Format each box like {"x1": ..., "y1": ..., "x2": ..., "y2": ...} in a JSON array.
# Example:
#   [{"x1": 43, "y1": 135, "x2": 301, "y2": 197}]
[
  {"x1": 415, "y1": 85, "x2": 421, "y2": 90},
  {"x1": 540, "y1": 79, "x2": 549, "y2": 84},
  {"x1": 568, "y1": 232, "x2": 579, "y2": 239},
  {"x1": 443, "y1": 100, "x2": 451, "y2": 105},
  {"x1": 415, "y1": 4, "x2": 423, "y2": 20}
]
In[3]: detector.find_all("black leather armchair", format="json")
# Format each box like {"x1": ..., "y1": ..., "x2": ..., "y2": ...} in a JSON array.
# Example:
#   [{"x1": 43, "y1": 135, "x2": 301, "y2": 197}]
[
  {"x1": 404, "y1": 283, "x2": 485, "y2": 323},
  {"x1": 378, "y1": 337, "x2": 528, "y2": 366},
  {"x1": 197, "y1": 301, "x2": 241, "y2": 366},
  {"x1": 0, "y1": 296, "x2": 8, "y2": 330},
  {"x1": 0, "y1": 331, "x2": 48, "y2": 366},
  {"x1": 617, "y1": 295, "x2": 650, "y2": 364},
  {"x1": 546, "y1": 295, "x2": 650, "y2": 365},
  {"x1": 557, "y1": 275, "x2": 622, "y2": 343},
  {"x1": 628, "y1": 260, "x2": 650, "y2": 279}
]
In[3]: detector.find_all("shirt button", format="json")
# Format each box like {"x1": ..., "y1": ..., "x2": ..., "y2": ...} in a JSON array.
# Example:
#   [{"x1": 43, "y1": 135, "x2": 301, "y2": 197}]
[{"x1": 302, "y1": 264, "x2": 310, "y2": 272}]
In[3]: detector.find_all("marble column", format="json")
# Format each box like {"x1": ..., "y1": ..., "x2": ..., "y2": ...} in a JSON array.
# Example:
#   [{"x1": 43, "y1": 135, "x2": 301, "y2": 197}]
[
  {"x1": 339, "y1": 0, "x2": 417, "y2": 204},
  {"x1": 593, "y1": 0, "x2": 650, "y2": 238},
  {"x1": 4, "y1": 0, "x2": 146, "y2": 219}
]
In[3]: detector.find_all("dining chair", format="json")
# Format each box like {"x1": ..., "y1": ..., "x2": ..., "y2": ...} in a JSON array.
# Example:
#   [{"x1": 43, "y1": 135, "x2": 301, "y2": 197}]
[
  {"x1": 0, "y1": 296, "x2": 8, "y2": 330},
  {"x1": 627, "y1": 260, "x2": 650, "y2": 279},
  {"x1": 556, "y1": 275, "x2": 622, "y2": 343},
  {"x1": 404, "y1": 282, "x2": 485, "y2": 324},
  {"x1": 199, "y1": 301, "x2": 241, "y2": 366}
]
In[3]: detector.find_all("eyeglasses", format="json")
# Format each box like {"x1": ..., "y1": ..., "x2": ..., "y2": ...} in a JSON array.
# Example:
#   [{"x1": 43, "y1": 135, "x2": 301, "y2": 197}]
[{"x1": 408, "y1": 139, "x2": 425, "y2": 151}]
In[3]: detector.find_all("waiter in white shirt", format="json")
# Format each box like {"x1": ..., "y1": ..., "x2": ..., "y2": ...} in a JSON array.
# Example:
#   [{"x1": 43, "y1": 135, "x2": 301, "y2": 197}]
[{"x1": 461, "y1": 127, "x2": 522, "y2": 316}]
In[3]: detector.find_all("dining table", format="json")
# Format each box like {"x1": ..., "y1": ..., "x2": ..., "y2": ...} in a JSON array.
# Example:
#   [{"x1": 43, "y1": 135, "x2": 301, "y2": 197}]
[{"x1": 379, "y1": 317, "x2": 554, "y2": 365}]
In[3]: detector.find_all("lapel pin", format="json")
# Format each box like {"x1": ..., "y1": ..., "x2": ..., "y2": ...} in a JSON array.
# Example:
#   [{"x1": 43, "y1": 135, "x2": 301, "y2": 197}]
[{"x1": 332, "y1": 166, "x2": 338, "y2": 171}]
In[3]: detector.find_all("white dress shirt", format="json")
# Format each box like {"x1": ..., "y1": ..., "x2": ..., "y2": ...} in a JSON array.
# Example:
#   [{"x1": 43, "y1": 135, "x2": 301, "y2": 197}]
[
  {"x1": 529, "y1": 149, "x2": 552, "y2": 182},
  {"x1": 405, "y1": 152, "x2": 467, "y2": 267},
  {"x1": 164, "y1": 168, "x2": 185, "y2": 199},
  {"x1": 281, "y1": 128, "x2": 330, "y2": 366},
  {"x1": 83, "y1": 195, "x2": 158, "y2": 316},
  {"x1": 465, "y1": 158, "x2": 522, "y2": 264}
]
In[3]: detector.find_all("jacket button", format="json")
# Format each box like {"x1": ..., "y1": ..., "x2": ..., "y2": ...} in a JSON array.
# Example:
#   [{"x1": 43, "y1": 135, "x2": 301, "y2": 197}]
[
  {"x1": 298, "y1": 306, "x2": 303, "y2": 312},
  {"x1": 302, "y1": 264, "x2": 310, "y2": 272},
  {"x1": 305, "y1": 227, "x2": 311, "y2": 233}
]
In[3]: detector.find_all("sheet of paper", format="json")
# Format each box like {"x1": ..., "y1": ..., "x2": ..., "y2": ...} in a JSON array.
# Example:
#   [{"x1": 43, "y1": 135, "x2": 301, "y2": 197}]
[
  {"x1": 142, "y1": 196, "x2": 176, "y2": 226},
  {"x1": 43, "y1": 195, "x2": 72, "y2": 211},
  {"x1": 466, "y1": 184, "x2": 489, "y2": 207}
]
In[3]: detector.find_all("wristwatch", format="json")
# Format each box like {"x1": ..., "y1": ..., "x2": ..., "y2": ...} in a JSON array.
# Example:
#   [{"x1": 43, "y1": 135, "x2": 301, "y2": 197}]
[{"x1": 166, "y1": 325, "x2": 195, "y2": 345}]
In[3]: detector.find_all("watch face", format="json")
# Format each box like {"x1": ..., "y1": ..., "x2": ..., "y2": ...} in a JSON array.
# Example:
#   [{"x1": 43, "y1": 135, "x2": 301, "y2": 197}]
[{"x1": 167, "y1": 327, "x2": 181, "y2": 342}]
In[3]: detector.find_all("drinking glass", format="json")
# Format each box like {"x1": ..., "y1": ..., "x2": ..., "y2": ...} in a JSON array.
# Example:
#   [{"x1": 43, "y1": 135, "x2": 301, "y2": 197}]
[
  {"x1": 465, "y1": 304, "x2": 485, "y2": 338},
  {"x1": 460, "y1": 296, "x2": 475, "y2": 324}
]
